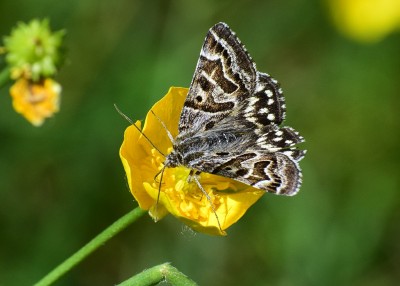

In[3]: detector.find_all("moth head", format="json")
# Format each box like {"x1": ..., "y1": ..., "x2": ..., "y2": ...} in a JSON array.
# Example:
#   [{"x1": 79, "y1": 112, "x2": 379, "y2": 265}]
[{"x1": 164, "y1": 149, "x2": 182, "y2": 168}]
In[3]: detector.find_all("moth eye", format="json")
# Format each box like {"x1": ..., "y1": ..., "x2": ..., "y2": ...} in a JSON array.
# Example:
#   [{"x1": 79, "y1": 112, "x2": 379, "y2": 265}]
[
  {"x1": 196, "y1": 96, "x2": 203, "y2": 102},
  {"x1": 224, "y1": 167, "x2": 232, "y2": 171},
  {"x1": 216, "y1": 151, "x2": 229, "y2": 156}
]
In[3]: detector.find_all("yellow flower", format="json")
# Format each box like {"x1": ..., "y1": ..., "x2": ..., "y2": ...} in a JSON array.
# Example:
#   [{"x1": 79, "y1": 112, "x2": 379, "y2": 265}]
[
  {"x1": 120, "y1": 87, "x2": 265, "y2": 236},
  {"x1": 328, "y1": 0, "x2": 400, "y2": 42},
  {"x1": 10, "y1": 78, "x2": 61, "y2": 126}
]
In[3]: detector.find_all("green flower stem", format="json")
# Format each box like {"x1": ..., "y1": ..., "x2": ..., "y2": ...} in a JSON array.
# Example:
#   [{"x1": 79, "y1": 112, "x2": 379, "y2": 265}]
[
  {"x1": 0, "y1": 67, "x2": 10, "y2": 88},
  {"x1": 117, "y1": 263, "x2": 198, "y2": 286},
  {"x1": 34, "y1": 207, "x2": 146, "y2": 286}
]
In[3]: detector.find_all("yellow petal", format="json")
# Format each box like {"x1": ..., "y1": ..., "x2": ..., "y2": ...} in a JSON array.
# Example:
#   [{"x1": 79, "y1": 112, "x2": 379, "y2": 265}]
[
  {"x1": 141, "y1": 87, "x2": 187, "y2": 154},
  {"x1": 120, "y1": 121, "x2": 155, "y2": 210}
]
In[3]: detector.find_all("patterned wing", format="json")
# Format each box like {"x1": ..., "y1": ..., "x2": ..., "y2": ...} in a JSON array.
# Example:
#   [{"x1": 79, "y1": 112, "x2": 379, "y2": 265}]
[
  {"x1": 209, "y1": 125, "x2": 305, "y2": 195},
  {"x1": 177, "y1": 22, "x2": 257, "y2": 138},
  {"x1": 178, "y1": 22, "x2": 287, "y2": 140},
  {"x1": 197, "y1": 126, "x2": 305, "y2": 195},
  {"x1": 212, "y1": 150, "x2": 304, "y2": 196},
  {"x1": 242, "y1": 72, "x2": 286, "y2": 129}
]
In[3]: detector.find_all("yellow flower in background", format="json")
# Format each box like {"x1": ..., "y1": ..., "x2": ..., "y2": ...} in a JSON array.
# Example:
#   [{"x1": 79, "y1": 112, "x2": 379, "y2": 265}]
[
  {"x1": 2, "y1": 18, "x2": 64, "y2": 126},
  {"x1": 120, "y1": 87, "x2": 265, "y2": 236},
  {"x1": 328, "y1": 0, "x2": 400, "y2": 42},
  {"x1": 10, "y1": 78, "x2": 61, "y2": 126}
]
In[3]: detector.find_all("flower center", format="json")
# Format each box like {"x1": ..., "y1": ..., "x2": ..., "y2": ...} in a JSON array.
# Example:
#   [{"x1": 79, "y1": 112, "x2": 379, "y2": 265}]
[{"x1": 148, "y1": 147, "x2": 223, "y2": 222}]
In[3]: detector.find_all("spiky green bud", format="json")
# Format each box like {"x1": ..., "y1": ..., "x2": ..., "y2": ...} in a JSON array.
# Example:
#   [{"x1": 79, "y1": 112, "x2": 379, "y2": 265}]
[{"x1": 4, "y1": 19, "x2": 64, "y2": 81}]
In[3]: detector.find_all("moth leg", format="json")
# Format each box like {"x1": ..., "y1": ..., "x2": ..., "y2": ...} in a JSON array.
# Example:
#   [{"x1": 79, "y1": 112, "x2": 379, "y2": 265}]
[
  {"x1": 187, "y1": 170, "x2": 205, "y2": 201},
  {"x1": 192, "y1": 175, "x2": 222, "y2": 233},
  {"x1": 154, "y1": 166, "x2": 166, "y2": 222},
  {"x1": 153, "y1": 167, "x2": 165, "y2": 183},
  {"x1": 187, "y1": 169, "x2": 201, "y2": 183}
]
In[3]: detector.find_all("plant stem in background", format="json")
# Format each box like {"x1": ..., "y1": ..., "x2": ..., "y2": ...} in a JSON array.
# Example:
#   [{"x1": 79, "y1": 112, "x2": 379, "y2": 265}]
[
  {"x1": 0, "y1": 68, "x2": 10, "y2": 88},
  {"x1": 34, "y1": 207, "x2": 146, "y2": 286}
]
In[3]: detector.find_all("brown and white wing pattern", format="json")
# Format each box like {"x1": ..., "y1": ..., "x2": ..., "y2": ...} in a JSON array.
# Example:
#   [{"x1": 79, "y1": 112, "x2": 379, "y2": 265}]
[{"x1": 167, "y1": 22, "x2": 306, "y2": 196}]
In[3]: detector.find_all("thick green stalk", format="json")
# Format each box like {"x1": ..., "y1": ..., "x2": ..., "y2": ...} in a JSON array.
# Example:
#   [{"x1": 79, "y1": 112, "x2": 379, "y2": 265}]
[{"x1": 117, "y1": 263, "x2": 197, "y2": 286}]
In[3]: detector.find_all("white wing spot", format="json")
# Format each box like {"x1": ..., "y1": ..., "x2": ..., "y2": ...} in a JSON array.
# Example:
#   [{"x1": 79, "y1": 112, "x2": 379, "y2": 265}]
[
  {"x1": 265, "y1": 90, "x2": 273, "y2": 97},
  {"x1": 260, "y1": 144, "x2": 279, "y2": 150},
  {"x1": 244, "y1": 106, "x2": 253, "y2": 113},
  {"x1": 255, "y1": 83, "x2": 264, "y2": 92},
  {"x1": 273, "y1": 137, "x2": 282, "y2": 142},
  {"x1": 275, "y1": 130, "x2": 283, "y2": 136},
  {"x1": 282, "y1": 150, "x2": 294, "y2": 156},
  {"x1": 247, "y1": 117, "x2": 257, "y2": 123},
  {"x1": 249, "y1": 97, "x2": 259, "y2": 106},
  {"x1": 267, "y1": 113, "x2": 275, "y2": 121},
  {"x1": 257, "y1": 137, "x2": 264, "y2": 143},
  {"x1": 285, "y1": 140, "x2": 293, "y2": 145},
  {"x1": 259, "y1": 107, "x2": 269, "y2": 114},
  {"x1": 267, "y1": 98, "x2": 274, "y2": 105}
]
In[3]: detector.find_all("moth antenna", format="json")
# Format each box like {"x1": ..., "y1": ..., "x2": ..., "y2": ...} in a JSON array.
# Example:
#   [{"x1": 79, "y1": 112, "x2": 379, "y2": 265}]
[
  {"x1": 154, "y1": 165, "x2": 166, "y2": 222},
  {"x1": 114, "y1": 104, "x2": 165, "y2": 157},
  {"x1": 150, "y1": 110, "x2": 175, "y2": 144},
  {"x1": 114, "y1": 103, "x2": 134, "y2": 124},
  {"x1": 192, "y1": 174, "x2": 223, "y2": 233}
]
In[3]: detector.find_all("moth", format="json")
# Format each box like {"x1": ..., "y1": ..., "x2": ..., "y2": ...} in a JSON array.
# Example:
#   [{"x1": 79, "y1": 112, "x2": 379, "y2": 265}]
[{"x1": 163, "y1": 22, "x2": 305, "y2": 196}]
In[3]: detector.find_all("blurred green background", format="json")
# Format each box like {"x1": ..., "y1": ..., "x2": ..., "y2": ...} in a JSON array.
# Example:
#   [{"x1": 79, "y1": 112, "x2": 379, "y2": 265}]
[{"x1": 1, "y1": 0, "x2": 399, "y2": 285}]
